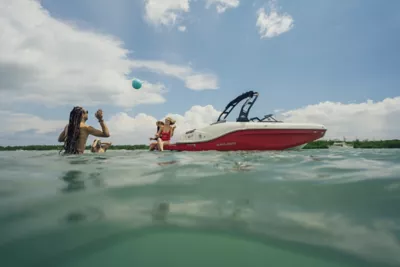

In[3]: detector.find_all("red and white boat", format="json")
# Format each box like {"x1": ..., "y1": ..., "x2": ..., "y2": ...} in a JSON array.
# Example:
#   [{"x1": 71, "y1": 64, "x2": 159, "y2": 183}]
[{"x1": 165, "y1": 91, "x2": 327, "y2": 151}]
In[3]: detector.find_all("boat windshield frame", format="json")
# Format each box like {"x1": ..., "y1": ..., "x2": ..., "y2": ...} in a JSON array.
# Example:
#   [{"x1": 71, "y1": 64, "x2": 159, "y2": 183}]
[{"x1": 214, "y1": 91, "x2": 282, "y2": 124}]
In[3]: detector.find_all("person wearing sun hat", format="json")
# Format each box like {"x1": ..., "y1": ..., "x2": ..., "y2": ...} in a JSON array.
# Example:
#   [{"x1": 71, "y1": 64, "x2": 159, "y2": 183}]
[
  {"x1": 165, "y1": 116, "x2": 177, "y2": 133},
  {"x1": 149, "y1": 116, "x2": 177, "y2": 151},
  {"x1": 91, "y1": 138, "x2": 112, "y2": 153}
]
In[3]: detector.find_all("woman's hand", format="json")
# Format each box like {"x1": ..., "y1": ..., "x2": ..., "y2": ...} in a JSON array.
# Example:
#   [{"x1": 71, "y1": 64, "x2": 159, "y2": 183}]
[{"x1": 95, "y1": 109, "x2": 103, "y2": 121}]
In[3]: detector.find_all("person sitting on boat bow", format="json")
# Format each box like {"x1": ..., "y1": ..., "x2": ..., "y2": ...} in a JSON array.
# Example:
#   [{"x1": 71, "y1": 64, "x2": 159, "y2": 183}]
[
  {"x1": 149, "y1": 121, "x2": 164, "y2": 141},
  {"x1": 149, "y1": 117, "x2": 176, "y2": 151}
]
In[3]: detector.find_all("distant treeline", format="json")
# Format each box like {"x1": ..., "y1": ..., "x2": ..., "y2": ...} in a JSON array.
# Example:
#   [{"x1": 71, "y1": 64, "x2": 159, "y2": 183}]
[
  {"x1": 0, "y1": 140, "x2": 399, "y2": 151},
  {"x1": 0, "y1": 145, "x2": 149, "y2": 151},
  {"x1": 303, "y1": 139, "x2": 400, "y2": 149}
]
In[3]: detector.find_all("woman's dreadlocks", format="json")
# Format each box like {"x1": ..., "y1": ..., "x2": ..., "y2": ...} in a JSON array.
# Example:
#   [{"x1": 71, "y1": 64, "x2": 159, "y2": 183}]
[{"x1": 60, "y1": 106, "x2": 84, "y2": 155}]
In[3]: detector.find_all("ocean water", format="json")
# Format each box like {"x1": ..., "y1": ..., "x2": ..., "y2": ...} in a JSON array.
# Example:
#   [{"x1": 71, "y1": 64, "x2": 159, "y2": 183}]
[{"x1": 0, "y1": 149, "x2": 400, "y2": 267}]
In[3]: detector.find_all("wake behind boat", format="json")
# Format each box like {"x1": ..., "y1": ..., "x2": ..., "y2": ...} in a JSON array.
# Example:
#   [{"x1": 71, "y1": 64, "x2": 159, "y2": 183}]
[{"x1": 165, "y1": 91, "x2": 327, "y2": 151}]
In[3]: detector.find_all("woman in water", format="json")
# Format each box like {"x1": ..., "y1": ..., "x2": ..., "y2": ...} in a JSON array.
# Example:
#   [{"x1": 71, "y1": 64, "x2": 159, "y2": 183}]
[
  {"x1": 58, "y1": 107, "x2": 110, "y2": 154},
  {"x1": 149, "y1": 117, "x2": 176, "y2": 151}
]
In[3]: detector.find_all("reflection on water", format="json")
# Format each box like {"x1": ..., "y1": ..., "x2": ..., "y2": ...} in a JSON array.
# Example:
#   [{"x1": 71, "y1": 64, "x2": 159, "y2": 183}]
[
  {"x1": 61, "y1": 170, "x2": 85, "y2": 193},
  {"x1": 151, "y1": 201, "x2": 170, "y2": 223},
  {"x1": 61, "y1": 169, "x2": 106, "y2": 193},
  {"x1": 0, "y1": 149, "x2": 400, "y2": 267},
  {"x1": 61, "y1": 207, "x2": 105, "y2": 225},
  {"x1": 157, "y1": 160, "x2": 178, "y2": 166},
  {"x1": 88, "y1": 172, "x2": 105, "y2": 187}
]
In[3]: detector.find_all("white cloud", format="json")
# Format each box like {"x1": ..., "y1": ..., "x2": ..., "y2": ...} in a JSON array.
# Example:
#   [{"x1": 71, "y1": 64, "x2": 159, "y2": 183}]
[
  {"x1": 131, "y1": 60, "x2": 219, "y2": 90},
  {"x1": 0, "y1": 104, "x2": 221, "y2": 145},
  {"x1": 205, "y1": 0, "x2": 240, "y2": 13},
  {"x1": 0, "y1": 111, "x2": 65, "y2": 135},
  {"x1": 111, "y1": 81, "x2": 168, "y2": 108},
  {"x1": 106, "y1": 104, "x2": 221, "y2": 145},
  {"x1": 2, "y1": 97, "x2": 399, "y2": 146},
  {"x1": 110, "y1": 96, "x2": 400, "y2": 144},
  {"x1": 0, "y1": 0, "x2": 217, "y2": 108},
  {"x1": 105, "y1": 112, "x2": 158, "y2": 144},
  {"x1": 256, "y1": 0, "x2": 294, "y2": 38},
  {"x1": 144, "y1": 0, "x2": 240, "y2": 28},
  {"x1": 144, "y1": 0, "x2": 191, "y2": 27},
  {"x1": 280, "y1": 97, "x2": 400, "y2": 140},
  {"x1": 111, "y1": 97, "x2": 399, "y2": 143},
  {"x1": 178, "y1": 25, "x2": 187, "y2": 32}
]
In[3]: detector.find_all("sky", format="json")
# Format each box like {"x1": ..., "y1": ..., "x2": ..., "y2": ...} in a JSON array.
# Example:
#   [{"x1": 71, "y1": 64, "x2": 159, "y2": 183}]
[{"x1": 0, "y1": 0, "x2": 399, "y2": 145}]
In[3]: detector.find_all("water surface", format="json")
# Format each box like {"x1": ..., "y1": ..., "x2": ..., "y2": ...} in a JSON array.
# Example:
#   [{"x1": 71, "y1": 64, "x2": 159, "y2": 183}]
[{"x1": 1, "y1": 149, "x2": 399, "y2": 267}]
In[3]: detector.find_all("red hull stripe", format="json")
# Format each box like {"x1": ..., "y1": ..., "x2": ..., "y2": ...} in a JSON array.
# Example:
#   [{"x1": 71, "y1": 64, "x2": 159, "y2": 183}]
[{"x1": 164, "y1": 129, "x2": 326, "y2": 151}]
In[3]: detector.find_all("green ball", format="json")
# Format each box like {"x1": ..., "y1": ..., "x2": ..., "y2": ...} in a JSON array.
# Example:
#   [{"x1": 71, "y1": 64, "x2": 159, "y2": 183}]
[{"x1": 132, "y1": 79, "x2": 142, "y2": 89}]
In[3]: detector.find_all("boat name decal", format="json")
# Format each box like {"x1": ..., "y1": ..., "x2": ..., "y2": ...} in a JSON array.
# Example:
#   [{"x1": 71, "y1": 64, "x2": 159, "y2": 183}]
[{"x1": 216, "y1": 142, "x2": 236, "y2": 146}]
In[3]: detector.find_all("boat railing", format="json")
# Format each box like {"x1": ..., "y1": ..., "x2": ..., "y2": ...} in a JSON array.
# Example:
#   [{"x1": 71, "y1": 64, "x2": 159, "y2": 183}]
[
  {"x1": 250, "y1": 114, "x2": 282, "y2": 123},
  {"x1": 209, "y1": 114, "x2": 282, "y2": 126}
]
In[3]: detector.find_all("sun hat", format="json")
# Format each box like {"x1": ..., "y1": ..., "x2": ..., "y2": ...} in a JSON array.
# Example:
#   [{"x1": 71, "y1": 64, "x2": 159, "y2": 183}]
[{"x1": 165, "y1": 117, "x2": 176, "y2": 124}]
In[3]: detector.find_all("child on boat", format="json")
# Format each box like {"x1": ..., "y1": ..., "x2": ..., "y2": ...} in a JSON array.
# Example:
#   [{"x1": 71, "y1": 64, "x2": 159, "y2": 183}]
[{"x1": 150, "y1": 121, "x2": 164, "y2": 141}]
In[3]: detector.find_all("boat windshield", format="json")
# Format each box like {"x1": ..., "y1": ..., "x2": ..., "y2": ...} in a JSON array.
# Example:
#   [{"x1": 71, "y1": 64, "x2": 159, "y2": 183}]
[{"x1": 215, "y1": 91, "x2": 282, "y2": 124}]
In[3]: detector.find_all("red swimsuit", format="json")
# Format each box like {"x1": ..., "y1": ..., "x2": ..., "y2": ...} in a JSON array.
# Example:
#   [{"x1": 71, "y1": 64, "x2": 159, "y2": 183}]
[{"x1": 160, "y1": 130, "x2": 171, "y2": 141}]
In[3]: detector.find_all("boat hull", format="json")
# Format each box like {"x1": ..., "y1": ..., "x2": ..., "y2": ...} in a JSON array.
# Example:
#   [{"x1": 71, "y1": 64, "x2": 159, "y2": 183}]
[{"x1": 164, "y1": 128, "x2": 326, "y2": 152}]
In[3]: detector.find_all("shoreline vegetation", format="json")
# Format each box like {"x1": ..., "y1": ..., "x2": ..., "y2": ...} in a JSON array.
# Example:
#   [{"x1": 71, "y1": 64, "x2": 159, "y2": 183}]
[
  {"x1": 303, "y1": 139, "x2": 400, "y2": 149},
  {"x1": 0, "y1": 140, "x2": 399, "y2": 151}
]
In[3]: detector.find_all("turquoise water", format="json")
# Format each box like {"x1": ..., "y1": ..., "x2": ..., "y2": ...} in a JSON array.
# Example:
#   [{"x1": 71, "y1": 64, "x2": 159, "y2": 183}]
[{"x1": 1, "y1": 149, "x2": 400, "y2": 267}]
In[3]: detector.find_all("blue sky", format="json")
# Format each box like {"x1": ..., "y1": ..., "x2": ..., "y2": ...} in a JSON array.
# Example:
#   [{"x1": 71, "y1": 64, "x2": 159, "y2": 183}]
[
  {"x1": 1, "y1": 0, "x2": 399, "y2": 144},
  {"x1": 42, "y1": 0, "x2": 400, "y2": 116}
]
